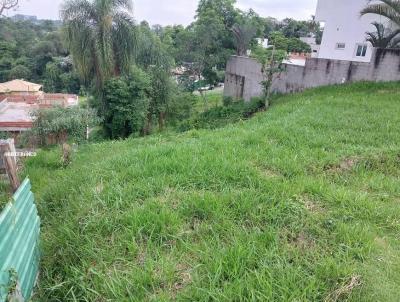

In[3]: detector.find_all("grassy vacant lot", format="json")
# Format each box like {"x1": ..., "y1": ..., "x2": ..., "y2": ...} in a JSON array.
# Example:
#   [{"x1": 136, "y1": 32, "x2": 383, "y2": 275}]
[{"x1": 25, "y1": 82, "x2": 400, "y2": 301}]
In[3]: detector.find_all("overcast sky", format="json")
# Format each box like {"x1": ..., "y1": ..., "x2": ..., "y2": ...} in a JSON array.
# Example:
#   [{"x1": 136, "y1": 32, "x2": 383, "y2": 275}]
[{"x1": 8, "y1": 0, "x2": 318, "y2": 25}]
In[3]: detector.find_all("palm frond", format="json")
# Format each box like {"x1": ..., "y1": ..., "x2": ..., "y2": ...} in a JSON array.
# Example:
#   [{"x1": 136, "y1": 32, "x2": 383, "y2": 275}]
[
  {"x1": 361, "y1": 0, "x2": 400, "y2": 26},
  {"x1": 365, "y1": 21, "x2": 400, "y2": 47},
  {"x1": 62, "y1": 0, "x2": 137, "y2": 88},
  {"x1": 111, "y1": 0, "x2": 133, "y2": 12},
  {"x1": 60, "y1": 0, "x2": 95, "y2": 21},
  {"x1": 112, "y1": 12, "x2": 137, "y2": 74}
]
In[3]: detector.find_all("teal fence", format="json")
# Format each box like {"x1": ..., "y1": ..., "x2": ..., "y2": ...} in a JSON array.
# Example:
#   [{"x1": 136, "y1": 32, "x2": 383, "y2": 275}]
[{"x1": 0, "y1": 179, "x2": 40, "y2": 301}]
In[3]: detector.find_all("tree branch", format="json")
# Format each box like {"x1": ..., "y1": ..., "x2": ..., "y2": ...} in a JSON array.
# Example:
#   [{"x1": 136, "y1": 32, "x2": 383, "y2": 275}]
[{"x1": 0, "y1": 0, "x2": 19, "y2": 16}]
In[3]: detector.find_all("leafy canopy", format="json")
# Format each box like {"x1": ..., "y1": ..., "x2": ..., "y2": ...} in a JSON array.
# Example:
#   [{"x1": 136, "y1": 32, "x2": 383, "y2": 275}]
[{"x1": 61, "y1": 0, "x2": 137, "y2": 88}]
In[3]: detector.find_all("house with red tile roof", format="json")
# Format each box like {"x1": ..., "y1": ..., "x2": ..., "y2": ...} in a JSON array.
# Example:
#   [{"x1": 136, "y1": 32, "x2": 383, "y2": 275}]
[{"x1": 0, "y1": 80, "x2": 79, "y2": 134}]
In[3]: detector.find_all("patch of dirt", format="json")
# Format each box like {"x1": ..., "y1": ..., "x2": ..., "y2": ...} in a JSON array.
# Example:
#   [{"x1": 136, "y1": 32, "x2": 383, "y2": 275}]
[
  {"x1": 94, "y1": 181, "x2": 104, "y2": 194},
  {"x1": 324, "y1": 157, "x2": 360, "y2": 173},
  {"x1": 136, "y1": 249, "x2": 147, "y2": 267},
  {"x1": 296, "y1": 194, "x2": 324, "y2": 214},
  {"x1": 252, "y1": 161, "x2": 283, "y2": 179},
  {"x1": 374, "y1": 236, "x2": 389, "y2": 249},
  {"x1": 172, "y1": 263, "x2": 192, "y2": 297},
  {"x1": 324, "y1": 275, "x2": 362, "y2": 302},
  {"x1": 260, "y1": 168, "x2": 282, "y2": 178},
  {"x1": 290, "y1": 232, "x2": 316, "y2": 250},
  {"x1": 157, "y1": 187, "x2": 180, "y2": 210},
  {"x1": 281, "y1": 229, "x2": 316, "y2": 251}
]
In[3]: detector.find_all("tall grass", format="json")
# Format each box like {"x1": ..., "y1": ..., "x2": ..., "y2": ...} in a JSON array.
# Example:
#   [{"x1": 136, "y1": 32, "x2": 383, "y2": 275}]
[{"x1": 24, "y1": 82, "x2": 400, "y2": 301}]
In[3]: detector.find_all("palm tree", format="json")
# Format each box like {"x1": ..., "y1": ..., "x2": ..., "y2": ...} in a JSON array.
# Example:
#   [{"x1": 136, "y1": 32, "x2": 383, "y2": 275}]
[
  {"x1": 361, "y1": 0, "x2": 400, "y2": 27},
  {"x1": 366, "y1": 22, "x2": 400, "y2": 47},
  {"x1": 61, "y1": 0, "x2": 137, "y2": 88}
]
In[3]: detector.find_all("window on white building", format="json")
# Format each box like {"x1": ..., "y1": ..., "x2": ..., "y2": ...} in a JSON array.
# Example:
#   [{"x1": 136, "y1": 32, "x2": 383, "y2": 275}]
[
  {"x1": 335, "y1": 43, "x2": 346, "y2": 50},
  {"x1": 355, "y1": 44, "x2": 368, "y2": 57}
]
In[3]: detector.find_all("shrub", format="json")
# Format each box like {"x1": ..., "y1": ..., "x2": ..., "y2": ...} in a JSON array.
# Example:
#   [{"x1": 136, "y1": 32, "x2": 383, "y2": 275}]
[
  {"x1": 178, "y1": 97, "x2": 265, "y2": 132},
  {"x1": 29, "y1": 106, "x2": 101, "y2": 146},
  {"x1": 166, "y1": 91, "x2": 197, "y2": 127},
  {"x1": 223, "y1": 96, "x2": 234, "y2": 107},
  {"x1": 102, "y1": 67, "x2": 151, "y2": 139}
]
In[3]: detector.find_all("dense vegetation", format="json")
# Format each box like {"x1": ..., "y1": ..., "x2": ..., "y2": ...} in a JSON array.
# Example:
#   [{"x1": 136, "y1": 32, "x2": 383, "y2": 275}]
[
  {"x1": 24, "y1": 82, "x2": 400, "y2": 301},
  {"x1": 0, "y1": 0, "x2": 322, "y2": 142},
  {"x1": 0, "y1": 18, "x2": 81, "y2": 93}
]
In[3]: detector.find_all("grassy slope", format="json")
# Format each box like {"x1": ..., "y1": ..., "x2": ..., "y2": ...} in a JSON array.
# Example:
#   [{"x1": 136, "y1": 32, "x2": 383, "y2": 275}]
[{"x1": 26, "y1": 82, "x2": 400, "y2": 301}]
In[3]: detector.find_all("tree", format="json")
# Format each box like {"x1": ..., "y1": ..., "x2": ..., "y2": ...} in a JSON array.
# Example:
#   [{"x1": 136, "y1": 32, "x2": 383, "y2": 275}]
[
  {"x1": 280, "y1": 18, "x2": 310, "y2": 38},
  {"x1": 197, "y1": 0, "x2": 238, "y2": 28},
  {"x1": 9, "y1": 64, "x2": 31, "y2": 80},
  {"x1": 61, "y1": 0, "x2": 137, "y2": 89},
  {"x1": 231, "y1": 10, "x2": 262, "y2": 56},
  {"x1": 251, "y1": 44, "x2": 287, "y2": 106},
  {"x1": 0, "y1": 0, "x2": 18, "y2": 16},
  {"x1": 361, "y1": 0, "x2": 400, "y2": 27},
  {"x1": 366, "y1": 22, "x2": 400, "y2": 47},
  {"x1": 193, "y1": 0, "x2": 239, "y2": 84},
  {"x1": 102, "y1": 67, "x2": 150, "y2": 139},
  {"x1": 30, "y1": 106, "x2": 100, "y2": 146},
  {"x1": 268, "y1": 31, "x2": 311, "y2": 53},
  {"x1": 148, "y1": 66, "x2": 174, "y2": 131}
]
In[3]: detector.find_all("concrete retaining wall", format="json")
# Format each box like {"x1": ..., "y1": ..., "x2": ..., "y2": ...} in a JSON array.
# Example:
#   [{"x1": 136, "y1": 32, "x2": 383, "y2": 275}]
[{"x1": 224, "y1": 48, "x2": 400, "y2": 101}]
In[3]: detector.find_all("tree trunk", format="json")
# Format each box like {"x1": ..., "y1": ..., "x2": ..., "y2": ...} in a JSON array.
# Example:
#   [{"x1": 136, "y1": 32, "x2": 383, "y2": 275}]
[
  {"x1": 158, "y1": 112, "x2": 166, "y2": 131},
  {"x1": 143, "y1": 112, "x2": 152, "y2": 136}
]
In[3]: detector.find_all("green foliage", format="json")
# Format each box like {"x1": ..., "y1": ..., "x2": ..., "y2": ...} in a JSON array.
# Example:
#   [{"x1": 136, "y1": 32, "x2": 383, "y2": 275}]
[
  {"x1": 61, "y1": 0, "x2": 137, "y2": 88},
  {"x1": 251, "y1": 44, "x2": 287, "y2": 102},
  {"x1": 166, "y1": 91, "x2": 197, "y2": 126},
  {"x1": 148, "y1": 67, "x2": 174, "y2": 130},
  {"x1": 0, "y1": 18, "x2": 80, "y2": 91},
  {"x1": 102, "y1": 67, "x2": 151, "y2": 139},
  {"x1": 269, "y1": 31, "x2": 311, "y2": 53},
  {"x1": 366, "y1": 22, "x2": 400, "y2": 48},
  {"x1": 280, "y1": 18, "x2": 311, "y2": 38},
  {"x1": 43, "y1": 58, "x2": 81, "y2": 93},
  {"x1": 29, "y1": 106, "x2": 101, "y2": 146},
  {"x1": 24, "y1": 82, "x2": 400, "y2": 301},
  {"x1": 8, "y1": 64, "x2": 31, "y2": 80},
  {"x1": 361, "y1": 0, "x2": 400, "y2": 27},
  {"x1": 178, "y1": 97, "x2": 265, "y2": 131},
  {"x1": 137, "y1": 22, "x2": 174, "y2": 70}
]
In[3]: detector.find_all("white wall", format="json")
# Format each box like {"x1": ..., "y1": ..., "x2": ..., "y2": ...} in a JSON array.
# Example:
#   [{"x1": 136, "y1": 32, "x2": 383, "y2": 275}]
[{"x1": 316, "y1": 0, "x2": 386, "y2": 62}]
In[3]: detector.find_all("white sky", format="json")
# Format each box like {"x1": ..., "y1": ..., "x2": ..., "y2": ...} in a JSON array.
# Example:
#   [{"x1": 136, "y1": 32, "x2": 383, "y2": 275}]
[{"x1": 8, "y1": 0, "x2": 318, "y2": 25}]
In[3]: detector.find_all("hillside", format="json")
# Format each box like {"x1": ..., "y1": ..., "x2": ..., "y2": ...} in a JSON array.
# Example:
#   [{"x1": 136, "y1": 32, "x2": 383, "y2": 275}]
[{"x1": 25, "y1": 82, "x2": 400, "y2": 301}]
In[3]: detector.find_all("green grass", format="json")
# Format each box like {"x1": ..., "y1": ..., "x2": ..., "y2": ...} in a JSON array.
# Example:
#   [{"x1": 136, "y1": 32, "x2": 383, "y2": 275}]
[
  {"x1": 178, "y1": 96, "x2": 264, "y2": 132},
  {"x1": 193, "y1": 88, "x2": 224, "y2": 112},
  {"x1": 24, "y1": 82, "x2": 400, "y2": 301},
  {"x1": 0, "y1": 178, "x2": 12, "y2": 210}
]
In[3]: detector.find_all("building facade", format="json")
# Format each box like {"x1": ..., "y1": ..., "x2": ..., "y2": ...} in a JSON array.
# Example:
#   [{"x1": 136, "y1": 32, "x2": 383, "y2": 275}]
[{"x1": 316, "y1": 0, "x2": 387, "y2": 62}]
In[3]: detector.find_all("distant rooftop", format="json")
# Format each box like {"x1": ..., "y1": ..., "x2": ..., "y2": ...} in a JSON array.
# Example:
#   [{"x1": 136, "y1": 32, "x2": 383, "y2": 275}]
[{"x1": 0, "y1": 80, "x2": 42, "y2": 94}]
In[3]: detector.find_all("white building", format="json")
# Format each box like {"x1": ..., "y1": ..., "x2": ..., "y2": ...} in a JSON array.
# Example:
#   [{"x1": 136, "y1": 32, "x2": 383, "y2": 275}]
[
  {"x1": 300, "y1": 37, "x2": 320, "y2": 58},
  {"x1": 315, "y1": 0, "x2": 388, "y2": 62}
]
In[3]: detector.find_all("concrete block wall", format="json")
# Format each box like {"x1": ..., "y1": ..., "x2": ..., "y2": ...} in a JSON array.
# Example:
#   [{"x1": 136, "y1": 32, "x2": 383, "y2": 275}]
[{"x1": 224, "y1": 49, "x2": 400, "y2": 101}]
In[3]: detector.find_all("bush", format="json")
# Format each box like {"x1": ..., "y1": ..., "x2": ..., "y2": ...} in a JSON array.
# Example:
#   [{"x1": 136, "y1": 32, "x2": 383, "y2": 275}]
[
  {"x1": 29, "y1": 106, "x2": 101, "y2": 146},
  {"x1": 102, "y1": 67, "x2": 151, "y2": 139},
  {"x1": 166, "y1": 91, "x2": 197, "y2": 127},
  {"x1": 178, "y1": 97, "x2": 265, "y2": 132},
  {"x1": 223, "y1": 96, "x2": 234, "y2": 107}
]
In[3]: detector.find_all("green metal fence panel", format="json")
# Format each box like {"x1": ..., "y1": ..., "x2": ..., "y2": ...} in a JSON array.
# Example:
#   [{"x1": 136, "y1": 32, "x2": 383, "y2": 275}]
[{"x1": 0, "y1": 178, "x2": 40, "y2": 301}]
